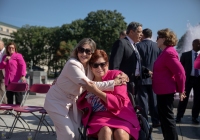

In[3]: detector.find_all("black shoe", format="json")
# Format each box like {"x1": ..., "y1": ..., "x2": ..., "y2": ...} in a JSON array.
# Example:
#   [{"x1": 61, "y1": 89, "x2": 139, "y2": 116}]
[
  {"x1": 152, "y1": 123, "x2": 161, "y2": 128},
  {"x1": 175, "y1": 117, "x2": 181, "y2": 123},
  {"x1": 192, "y1": 118, "x2": 199, "y2": 124}
]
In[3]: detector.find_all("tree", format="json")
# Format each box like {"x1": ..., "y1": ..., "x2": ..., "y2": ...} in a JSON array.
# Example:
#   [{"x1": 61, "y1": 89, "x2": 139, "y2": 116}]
[
  {"x1": 60, "y1": 19, "x2": 85, "y2": 43},
  {"x1": 56, "y1": 40, "x2": 77, "y2": 68},
  {"x1": 12, "y1": 25, "x2": 50, "y2": 68},
  {"x1": 83, "y1": 10, "x2": 127, "y2": 54}
]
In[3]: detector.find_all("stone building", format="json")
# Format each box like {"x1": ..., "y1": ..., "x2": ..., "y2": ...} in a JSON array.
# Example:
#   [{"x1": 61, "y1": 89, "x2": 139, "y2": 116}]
[{"x1": 0, "y1": 21, "x2": 19, "y2": 40}]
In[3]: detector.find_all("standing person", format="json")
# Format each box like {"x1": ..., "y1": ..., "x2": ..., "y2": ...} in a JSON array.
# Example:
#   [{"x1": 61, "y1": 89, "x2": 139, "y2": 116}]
[
  {"x1": 176, "y1": 39, "x2": 200, "y2": 124},
  {"x1": 119, "y1": 30, "x2": 126, "y2": 39},
  {"x1": 44, "y1": 38, "x2": 127, "y2": 140},
  {"x1": 109, "y1": 30, "x2": 126, "y2": 55},
  {"x1": 136, "y1": 28, "x2": 161, "y2": 127},
  {"x1": 109, "y1": 22, "x2": 143, "y2": 93},
  {"x1": 0, "y1": 40, "x2": 7, "y2": 106},
  {"x1": 153, "y1": 28, "x2": 186, "y2": 140},
  {"x1": 0, "y1": 42, "x2": 26, "y2": 105}
]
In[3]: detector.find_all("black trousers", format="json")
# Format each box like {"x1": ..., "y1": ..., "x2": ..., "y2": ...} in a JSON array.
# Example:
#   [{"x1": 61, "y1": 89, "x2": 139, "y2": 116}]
[
  {"x1": 177, "y1": 76, "x2": 200, "y2": 119},
  {"x1": 6, "y1": 91, "x2": 23, "y2": 105},
  {"x1": 157, "y1": 93, "x2": 178, "y2": 140},
  {"x1": 137, "y1": 85, "x2": 160, "y2": 124}
]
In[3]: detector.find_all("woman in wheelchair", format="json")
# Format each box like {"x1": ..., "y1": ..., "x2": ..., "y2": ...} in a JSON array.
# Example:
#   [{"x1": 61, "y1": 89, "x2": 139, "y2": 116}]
[{"x1": 77, "y1": 50, "x2": 140, "y2": 140}]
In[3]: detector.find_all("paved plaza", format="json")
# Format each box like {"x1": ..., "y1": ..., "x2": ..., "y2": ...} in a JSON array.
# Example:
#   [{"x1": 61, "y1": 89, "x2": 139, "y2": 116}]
[{"x1": 0, "y1": 94, "x2": 200, "y2": 140}]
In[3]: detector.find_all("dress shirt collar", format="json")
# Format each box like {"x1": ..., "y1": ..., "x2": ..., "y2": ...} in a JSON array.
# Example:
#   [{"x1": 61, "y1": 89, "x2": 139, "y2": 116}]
[
  {"x1": 0, "y1": 48, "x2": 5, "y2": 54},
  {"x1": 126, "y1": 36, "x2": 135, "y2": 45},
  {"x1": 192, "y1": 50, "x2": 199, "y2": 55}
]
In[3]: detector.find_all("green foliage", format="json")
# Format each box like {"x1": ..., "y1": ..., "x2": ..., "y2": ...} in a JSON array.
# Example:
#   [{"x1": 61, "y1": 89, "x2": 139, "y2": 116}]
[{"x1": 83, "y1": 10, "x2": 127, "y2": 54}]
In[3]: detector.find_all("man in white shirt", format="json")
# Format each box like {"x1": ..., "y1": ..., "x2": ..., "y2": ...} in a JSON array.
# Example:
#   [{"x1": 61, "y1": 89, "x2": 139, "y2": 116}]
[
  {"x1": 0, "y1": 40, "x2": 7, "y2": 106},
  {"x1": 176, "y1": 39, "x2": 200, "y2": 124}
]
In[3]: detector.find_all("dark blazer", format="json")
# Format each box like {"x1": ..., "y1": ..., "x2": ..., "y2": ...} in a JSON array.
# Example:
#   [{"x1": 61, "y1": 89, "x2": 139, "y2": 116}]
[
  {"x1": 136, "y1": 39, "x2": 161, "y2": 85},
  {"x1": 109, "y1": 37, "x2": 138, "y2": 83},
  {"x1": 180, "y1": 51, "x2": 192, "y2": 83}
]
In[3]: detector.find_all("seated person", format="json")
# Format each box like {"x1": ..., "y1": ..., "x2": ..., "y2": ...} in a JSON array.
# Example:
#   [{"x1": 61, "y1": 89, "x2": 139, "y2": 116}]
[{"x1": 77, "y1": 50, "x2": 140, "y2": 140}]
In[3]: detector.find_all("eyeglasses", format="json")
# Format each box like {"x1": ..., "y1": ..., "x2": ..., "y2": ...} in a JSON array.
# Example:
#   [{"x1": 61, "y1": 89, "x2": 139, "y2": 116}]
[
  {"x1": 77, "y1": 47, "x2": 92, "y2": 55},
  {"x1": 91, "y1": 62, "x2": 107, "y2": 68},
  {"x1": 157, "y1": 36, "x2": 164, "y2": 40}
]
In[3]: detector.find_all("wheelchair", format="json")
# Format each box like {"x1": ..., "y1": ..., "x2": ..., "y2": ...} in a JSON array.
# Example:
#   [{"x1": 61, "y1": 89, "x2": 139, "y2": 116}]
[{"x1": 78, "y1": 82, "x2": 153, "y2": 140}]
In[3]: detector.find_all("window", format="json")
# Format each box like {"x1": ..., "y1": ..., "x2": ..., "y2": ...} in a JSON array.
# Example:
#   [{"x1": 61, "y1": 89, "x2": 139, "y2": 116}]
[
  {"x1": 6, "y1": 29, "x2": 9, "y2": 33},
  {"x1": 0, "y1": 27, "x2": 3, "y2": 31}
]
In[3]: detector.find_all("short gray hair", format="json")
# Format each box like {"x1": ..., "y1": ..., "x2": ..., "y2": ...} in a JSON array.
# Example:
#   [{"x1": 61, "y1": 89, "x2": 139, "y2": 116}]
[
  {"x1": 70, "y1": 38, "x2": 96, "y2": 59},
  {"x1": 126, "y1": 22, "x2": 142, "y2": 34}
]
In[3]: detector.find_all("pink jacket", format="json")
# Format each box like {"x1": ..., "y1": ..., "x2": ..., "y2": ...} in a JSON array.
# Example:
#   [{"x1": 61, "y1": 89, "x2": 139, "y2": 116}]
[
  {"x1": 77, "y1": 70, "x2": 140, "y2": 128},
  {"x1": 194, "y1": 54, "x2": 200, "y2": 69},
  {"x1": 0, "y1": 52, "x2": 26, "y2": 86},
  {"x1": 152, "y1": 47, "x2": 186, "y2": 94}
]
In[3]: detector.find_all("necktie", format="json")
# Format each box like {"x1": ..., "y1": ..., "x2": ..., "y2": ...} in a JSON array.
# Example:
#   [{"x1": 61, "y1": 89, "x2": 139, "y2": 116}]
[
  {"x1": 133, "y1": 44, "x2": 142, "y2": 75},
  {"x1": 194, "y1": 52, "x2": 199, "y2": 77}
]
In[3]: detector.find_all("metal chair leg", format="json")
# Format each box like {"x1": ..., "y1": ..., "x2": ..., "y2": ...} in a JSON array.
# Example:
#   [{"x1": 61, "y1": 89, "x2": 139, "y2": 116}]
[
  {"x1": 43, "y1": 116, "x2": 55, "y2": 134},
  {"x1": 0, "y1": 117, "x2": 8, "y2": 128},
  {"x1": 31, "y1": 112, "x2": 50, "y2": 132},
  {"x1": 7, "y1": 113, "x2": 20, "y2": 139},
  {"x1": 33, "y1": 114, "x2": 45, "y2": 140}
]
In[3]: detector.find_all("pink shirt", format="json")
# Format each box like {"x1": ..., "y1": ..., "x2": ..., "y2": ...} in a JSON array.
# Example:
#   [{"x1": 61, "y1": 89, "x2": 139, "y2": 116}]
[
  {"x1": 0, "y1": 52, "x2": 26, "y2": 86},
  {"x1": 152, "y1": 47, "x2": 186, "y2": 94}
]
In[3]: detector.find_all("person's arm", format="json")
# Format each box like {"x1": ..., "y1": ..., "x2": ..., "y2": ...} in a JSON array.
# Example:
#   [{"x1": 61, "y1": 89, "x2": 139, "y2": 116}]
[
  {"x1": 0, "y1": 56, "x2": 8, "y2": 69},
  {"x1": 65, "y1": 60, "x2": 117, "y2": 93},
  {"x1": 17, "y1": 54, "x2": 27, "y2": 82},
  {"x1": 109, "y1": 40, "x2": 124, "y2": 70},
  {"x1": 180, "y1": 53, "x2": 185, "y2": 67},
  {"x1": 194, "y1": 54, "x2": 200, "y2": 69},
  {"x1": 79, "y1": 78, "x2": 127, "y2": 111},
  {"x1": 165, "y1": 51, "x2": 186, "y2": 93}
]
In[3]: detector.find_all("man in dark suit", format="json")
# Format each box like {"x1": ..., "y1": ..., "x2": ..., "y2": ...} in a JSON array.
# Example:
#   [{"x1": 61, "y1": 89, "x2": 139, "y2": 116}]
[
  {"x1": 109, "y1": 22, "x2": 143, "y2": 92},
  {"x1": 136, "y1": 28, "x2": 161, "y2": 127},
  {"x1": 176, "y1": 39, "x2": 200, "y2": 124}
]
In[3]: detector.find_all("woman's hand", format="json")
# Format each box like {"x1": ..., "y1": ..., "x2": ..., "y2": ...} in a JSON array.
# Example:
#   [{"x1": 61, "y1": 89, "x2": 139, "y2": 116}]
[
  {"x1": 52, "y1": 78, "x2": 57, "y2": 85},
  {"x1": 4, "y1": 56, "x2": 11, "y2": 62},
  {"x1": 21, "y1": 76, "x2": 26, "y2": 83},
  {"x1": 149, "y1": 71, "x2": 153, "y2": 78},
  {"x1": 179, "y1": 92, "x2": 186, "y2": 101},
  {"x1": 114, "y1": 72, "x2": 129, "y2": 86}
]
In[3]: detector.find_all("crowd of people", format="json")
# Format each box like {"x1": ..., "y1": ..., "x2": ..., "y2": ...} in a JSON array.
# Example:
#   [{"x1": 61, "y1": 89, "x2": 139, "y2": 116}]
[{"x1": 0, "y1": 21, "x2": 200, "y2": 140}]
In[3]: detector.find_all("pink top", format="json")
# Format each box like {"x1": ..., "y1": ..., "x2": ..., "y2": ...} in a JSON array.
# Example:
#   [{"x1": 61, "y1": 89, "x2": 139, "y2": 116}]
[
  {"x1": 0, "y1": 52, "x2": 26, "y2": 86},
  {"x1": 194, "y1": 54, "x2": 200, "y2": 69},
  {"x1": 152, "y1": 47, "x2": 186, "y2": 94},
  {"x1": 77, "y1": 70, "x2": 140, "y2": 139}
]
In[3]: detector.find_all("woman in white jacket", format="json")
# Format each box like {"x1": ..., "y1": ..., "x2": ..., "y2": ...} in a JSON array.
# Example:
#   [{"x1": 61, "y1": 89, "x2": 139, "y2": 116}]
[{"x1": 44, "y1": 38, "x2": 125, "y2": 140}]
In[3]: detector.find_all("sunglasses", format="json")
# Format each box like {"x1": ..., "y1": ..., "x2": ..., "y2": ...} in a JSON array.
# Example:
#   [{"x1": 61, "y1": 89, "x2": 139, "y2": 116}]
[
  {"x1": 77, "y1": 47, "x2": 92, "y2": 55},
  {"x1": 91, "y1": 62, "x2": 107, "y2": 68}
]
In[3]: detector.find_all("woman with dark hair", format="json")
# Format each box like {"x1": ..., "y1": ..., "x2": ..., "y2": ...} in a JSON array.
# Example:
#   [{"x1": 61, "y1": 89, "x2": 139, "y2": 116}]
[
  {"x1": 152, "y1": 28, "x2": 186, "y2": 140},
  {"x1": 0, "y1": 42, "x2": 26, "y2": 105},
  {"x1": 78, "y1": 49, "x2": 140, "y2": 140}
]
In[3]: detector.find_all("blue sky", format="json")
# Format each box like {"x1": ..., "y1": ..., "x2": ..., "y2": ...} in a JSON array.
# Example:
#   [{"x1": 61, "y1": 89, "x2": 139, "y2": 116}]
[{"x1": 0, "y1": 0, "x2": 200, "y2": 40}]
